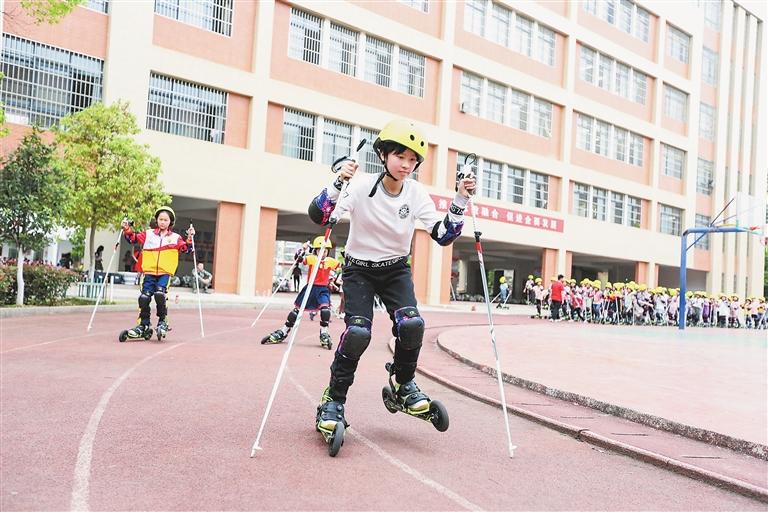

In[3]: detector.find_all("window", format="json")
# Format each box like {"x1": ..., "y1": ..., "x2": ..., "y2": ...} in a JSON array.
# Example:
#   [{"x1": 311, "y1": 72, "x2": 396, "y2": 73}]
[
  {"x1": 537, "y1": 25, "x2": 555, "y2": 66},
  {"x1": 629, "y1": 133, "x2": 644, "y2": 166},
  {"x1": 634, "y1": 7, "x2": 650, "y2": 42},
  {"x1": 86, "y1": 0, "x2": 108, "y2": 13},
  {"x1": 514, "y1": 15, "x2": 533, "y2": 57},
  {"x1": 282, "y1": 108, "x2": 315, "y2": 161},
  {"x1": 694, "y1": 214, "x2": 711, "y2": 249},
  {"x1": 486, "y1": 81, "x2": 506, "y2": 124},
  {"x1": 618, "y1": 0, "x2": 633, "y2": 33},
  {"x1": 611, "y1": 192, "x2": 625, "y2": 224},
  {"x1": 591, "y1": 187, "x2": 607, "y2": 220},
  {"x1": 584, "y1": 0, "x2": 649, "y2": 42},
  {"x1": 398, "y1": 48, "x2": 425, "y2": 97},
  {"x1": 660, "y1": 204, "x2": 682, "y2": 235},
  {"x1": 155, "y1": 0, "x2": 234, "y2": 36},
  {"x1": 146, "y1": 73, "x2": 227, "y2": 143},
  {"x1": 364, "y1": 36, "x2": 393, "y2": 87},
  {"x1": 533, "y1": 99, "x2": 552, "y2": 137},
  {"x1": 699, "y1": 103, "x2": 716, "y2": 140},
  {"x1": 361, "y1": 128, "x2": 385, "y2": 174},
  {"x1": 614, "y1": 62, "x2": 630, "y2": 98},
  {"x1": 482, "y1": 160, "x2": 503, "y2": 200},
  {"x1": 597, "y1": 54, "x2": 613, "y2": 90},
  {"x1": 633, "y1": 70, "x2": 647, "y2": 104},
  {"x1": 702, "y1": 47, "x2": 718, "y2": 86},
  {"x1": 528, "y1": 172, "x2": 549, "y2": 208},
  {"x1": 288, "y1": 8, "x2": 322, "y2": 65},
  {"x1": 509, "y1": 89, "x2": 529, "y2": 131},
  {"x1": 594, "y1": 120, "x2": 611, "y2": 157},
  {"x1": 321, "y1": 119, "x2": 352, "y2": 165},
  {"x1": 614, "y1": 127, "x2": 628, "y2": 161},
  {"x1": 667, "y1": 25, "x2": 690, "y2": 64},
  {"x1": 580, "y1": 46, "x2": 646, "y2": 105},
  {"x1": 329, "y1": 23, "x2": 358, "y2": 76},
  {"x1": 0, "y1": 35, "x2": 104, "y2": 129},
  {"x1": 580, "y1": 46, "x2": 596, "y2": 83},
  {"x1": 488, "y1": 3, "x2": 512, "y2": 47},
  {"x1": 663, "y1": 85, "x2": 688, "y2": 122},
  {"x1": 627, "y1": 197, "x2": 641, "y2": 227},
  {"x1": 696, "y1": 158, "x2": 714, "y2": 194},
  {"x1": 573, "y1": 183, "x2": 589, "y2": 217},
  {"x1": 507, "y1": 167, "x2": 525, "y2": 204},
  {"x1": 599, "y1": 0, "x2": 616, "y2": 24},
  {"x1": 464, "y1": 0, "x2": 486, "y2": 36},
  {"x1": 399, "y1": 0, "x2": 428, "y2": 13},
  {"x1": 699, "y1": 0, "x2": 721, "y2": 30},
  {"x1": 576, "y1": 114, "x2": 593, "y2": 151},
  {"x1": 661, "y1": 144, "x2": 685, "y2": 179},
  {"x1": 460, "y1": 72, "x2": 482, "y2": 116}
]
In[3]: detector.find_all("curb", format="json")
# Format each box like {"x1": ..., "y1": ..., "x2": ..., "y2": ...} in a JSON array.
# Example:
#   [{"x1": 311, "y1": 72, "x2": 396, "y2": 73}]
[
  {"x1": 435, "y1": 338, "x2": 767, "y2": 461},
  {"x1": 389, "y1": 339, "x2": 768, "y2": 503}
]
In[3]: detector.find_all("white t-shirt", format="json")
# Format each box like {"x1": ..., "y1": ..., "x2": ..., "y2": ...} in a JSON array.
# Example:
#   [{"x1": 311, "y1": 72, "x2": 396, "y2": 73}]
[{"x1": 328, "y1": 173, "x2": 464, "y2": 261}]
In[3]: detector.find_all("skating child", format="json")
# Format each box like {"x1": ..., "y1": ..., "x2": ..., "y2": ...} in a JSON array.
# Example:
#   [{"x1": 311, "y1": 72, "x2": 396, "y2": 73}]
[
  {"x1": 524, "y1": 275, "x2": 535, "y2": 304},
  {"x1": 120, "y1": 207, "x2": 194, "y2": 340},
  {"x1": 307, "y1": 119, "x2": 475, "y2": 436},
  {"x1": 496, "y1": 276, "x2": 509, "y2": 309},
  {"x1": 533, "y1": 278, "x2": 545, "y2": 318},
  {"x1": 261, "y1": 236, "x2": 341, "y2": 349}
]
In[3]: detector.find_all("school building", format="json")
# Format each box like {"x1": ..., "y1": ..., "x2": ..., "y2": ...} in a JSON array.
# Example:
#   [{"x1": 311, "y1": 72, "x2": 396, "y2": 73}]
[{"x1": 1, "y1": 0, "x2": 766, "y2": 302}]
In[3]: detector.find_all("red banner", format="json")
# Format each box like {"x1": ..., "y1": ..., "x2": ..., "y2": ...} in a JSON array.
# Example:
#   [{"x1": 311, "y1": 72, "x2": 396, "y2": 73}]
[{"x1": 431, "y1": 194, "x2": 564, "y2": 233}]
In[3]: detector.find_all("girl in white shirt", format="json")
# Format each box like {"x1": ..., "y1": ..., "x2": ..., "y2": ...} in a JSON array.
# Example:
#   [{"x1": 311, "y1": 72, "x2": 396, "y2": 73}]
[{"x1": 308, "y1": 119, "x2": 475, "y2": 435}]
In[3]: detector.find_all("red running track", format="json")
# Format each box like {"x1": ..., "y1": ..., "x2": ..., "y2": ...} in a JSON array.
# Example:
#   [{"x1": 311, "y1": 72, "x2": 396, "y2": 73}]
[{"x1": 1, "y1": 308, "x2": 763, "y2": 511}]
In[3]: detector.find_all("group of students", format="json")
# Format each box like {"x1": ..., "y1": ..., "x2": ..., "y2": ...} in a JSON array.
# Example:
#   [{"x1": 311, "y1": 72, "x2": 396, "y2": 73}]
[
  {"x1": 523, "y1": 275, "x2": 768, "y2": 329},
  {"x1": 120, "y1": 119, "x2": 477, "y2": 441}
]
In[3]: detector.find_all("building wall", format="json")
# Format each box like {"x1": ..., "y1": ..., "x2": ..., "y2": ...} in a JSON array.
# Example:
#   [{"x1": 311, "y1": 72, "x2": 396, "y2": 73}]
[{"x1": 1, "y1": 0, "x2": 765, "y2": 300}]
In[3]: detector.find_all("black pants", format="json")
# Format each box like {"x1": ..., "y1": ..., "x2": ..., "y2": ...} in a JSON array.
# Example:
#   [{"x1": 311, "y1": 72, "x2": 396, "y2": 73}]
[
  {"x1": 551, "y1": 300, "x2": 562, "y2": 320},
  {"x1": 328, "y1": 260, "x2": 418, "y2": 403},
  {"x1": 292, "y1": 274, "x2": 300, "y2": 291}
]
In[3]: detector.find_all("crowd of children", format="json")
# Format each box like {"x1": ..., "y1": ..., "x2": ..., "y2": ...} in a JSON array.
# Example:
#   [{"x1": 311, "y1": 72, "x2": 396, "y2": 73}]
[{"x1": 523, "y1": 276, "x2": 767, "y2": 329}]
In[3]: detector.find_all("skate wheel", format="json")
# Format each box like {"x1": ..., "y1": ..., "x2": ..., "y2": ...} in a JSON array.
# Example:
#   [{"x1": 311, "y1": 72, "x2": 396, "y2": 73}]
[
  {"x1": 260, "y1": 336, "x2": 269, "y2": 345},
  {"x1": 119, "y1": 331, "x2": 128, "y2": 343},
  {"x1": 328, "y1": 422, "x2": 345, "y2": 457},
  {"x1": 429, "y1": 400, "x2": 449, "y2": 432},
  {"x1": 157, "y1": 331, "x2": 163, "y2": 341},
  {"x1": 382, "y1": 387, "x2": 398, "y2": 414},
  {"x1": 144, "y1": 329, "x2": 153, "y2": 340},
  {"x1": 325, "y1": 341, "x2": 333, "y2": 350}
]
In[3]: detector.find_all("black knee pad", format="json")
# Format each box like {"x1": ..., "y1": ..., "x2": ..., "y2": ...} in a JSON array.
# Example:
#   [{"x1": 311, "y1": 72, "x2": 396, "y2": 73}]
[
  {"x1": 338, "y1": 316, "x2": 372, "y2": 360},
  {"x1": 286, "y1": 308, "x2": 299, "y2": 328},
  {"x1": 319, "y1": 307, "x2": 331, "y2": 327},
  {"x1": 154, "y1": 291, "x2": 167, "y2": 317},
  {"x1": 138, "y1": 293, "x2": 152, "y2": 308},
  {"x1": 394, "y1": 307, "x2": 424, "y2": 350}
]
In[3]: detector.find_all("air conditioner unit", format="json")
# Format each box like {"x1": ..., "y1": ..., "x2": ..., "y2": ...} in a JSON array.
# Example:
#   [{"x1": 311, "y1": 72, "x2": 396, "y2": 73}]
[{"x1": 459, "y1": 102, "x2": 467, "y2": 113}]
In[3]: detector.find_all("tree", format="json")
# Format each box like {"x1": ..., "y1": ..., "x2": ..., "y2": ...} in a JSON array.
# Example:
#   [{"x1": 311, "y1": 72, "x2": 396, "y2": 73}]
[
  {"x1": 55, "y1": 101, "x2": 170, "y2": 280},
  {"x1": 19, "y1": 0, "x2": 84, "y2": 24},
  {"x1": 0, "y1": 128, "x2": 70, "y2": 305}
]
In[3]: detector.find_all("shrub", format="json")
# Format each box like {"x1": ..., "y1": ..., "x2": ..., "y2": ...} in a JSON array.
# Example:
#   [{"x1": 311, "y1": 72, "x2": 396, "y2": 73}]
[{"x1": 0, "y1": 263, "x2": 80, "y2": 306}]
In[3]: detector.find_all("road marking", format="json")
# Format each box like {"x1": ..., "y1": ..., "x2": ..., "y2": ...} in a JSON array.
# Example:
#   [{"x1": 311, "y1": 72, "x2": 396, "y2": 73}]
[
  {"x1": 70, "y1": 324, "x2": 253, "y2": 512},
  {"x1": 1, "y1": 331, "x2": 107, "y2": 354},
  {"x1": 289, "y1": 372, "x2": 483, "y2": 512}
]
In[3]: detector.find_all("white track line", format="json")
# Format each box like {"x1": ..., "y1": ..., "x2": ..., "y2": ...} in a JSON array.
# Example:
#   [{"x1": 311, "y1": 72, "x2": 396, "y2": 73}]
[
  {"x1": 1, "y1": 330, "x2": 110, "y2": 354},
  {"x1": 289, "y1": 372, "x2": 483, "y2": 512},
  {"x1": 70, "y1": 324, "x2": 254, "y2": 512}
]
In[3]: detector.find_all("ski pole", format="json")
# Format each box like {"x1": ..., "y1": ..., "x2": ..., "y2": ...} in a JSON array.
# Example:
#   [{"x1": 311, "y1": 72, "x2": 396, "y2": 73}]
[
  {"x1": 86, "y1": 225, "x2": 124, "y2": 332},
  {"x1": 250, "y1": 242, "x2": 309, "y2": 328},
  {"x1": 251, "y1": 139, "x2": 366, "y2": 456},
  {"x1": 189, "y1": 223, "x2": 205, "y2": 338},
  {"x1": 460, "y1": 153, "x2": 516, "y2": 458}
]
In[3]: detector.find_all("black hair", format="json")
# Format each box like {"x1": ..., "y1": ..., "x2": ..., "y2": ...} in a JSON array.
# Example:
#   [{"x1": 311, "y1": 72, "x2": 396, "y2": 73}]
[
  {"x1": 96, "y1": 245, "x2": 104, "y2": 253},
  {"x1": 375, "y1": 140, "x2": 423, "y2": 163},
  {"x1": 557, "y1": 274, "x2": 564, "y2": 280}
]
